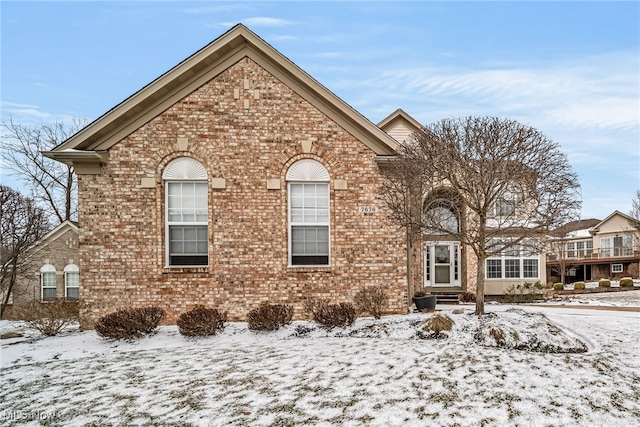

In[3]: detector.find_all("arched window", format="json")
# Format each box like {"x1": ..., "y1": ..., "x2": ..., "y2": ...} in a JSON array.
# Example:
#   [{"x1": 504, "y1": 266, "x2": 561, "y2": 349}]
[
  {"x1": 162, "y1": 157, "x2": 209, "y2": 267},
  {"x1": 286, "y1": 159, "x2": 330, "y2": 266},
  {"x1": 40, "y1": 264, "x2": 57, "y2": 301},
  {"x1": 64, "y1": 264, "x2": 79, "y2": 299},
  {"x1": 424, "y1": 201, "x2": 459, "y2": 234}
]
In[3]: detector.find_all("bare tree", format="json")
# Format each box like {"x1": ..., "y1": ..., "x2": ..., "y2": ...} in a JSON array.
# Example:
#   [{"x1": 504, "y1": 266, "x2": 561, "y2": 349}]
[
  {"x1": 627, "y1": 190, "x2": 640, "y2": 278},
  {"x1": 1, "y1": 185, "x2": 50, "y2": 318},
  {"x1": 545, "y1": 240, "x2": 579, "y2": 285},
  {"x1": 1, "y1": 117, "x2": 87, "y2": 224},
  {"x1": 381, "y1": 116, "x2": 581, "y2": 315},
  {"x1": 630, "y1": 190, "x2": 640, "y2": 221}
]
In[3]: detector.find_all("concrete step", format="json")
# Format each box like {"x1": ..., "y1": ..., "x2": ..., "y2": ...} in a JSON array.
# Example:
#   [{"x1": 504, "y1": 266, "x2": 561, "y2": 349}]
[{"x1": 434, "y1": 294, "x2": 460, "y2": 304}]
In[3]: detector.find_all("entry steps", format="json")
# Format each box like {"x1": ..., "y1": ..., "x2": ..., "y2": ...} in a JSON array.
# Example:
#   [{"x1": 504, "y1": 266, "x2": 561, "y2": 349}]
[{"x1": 433, "y1": 293, "x2": 461, "y2": 304}]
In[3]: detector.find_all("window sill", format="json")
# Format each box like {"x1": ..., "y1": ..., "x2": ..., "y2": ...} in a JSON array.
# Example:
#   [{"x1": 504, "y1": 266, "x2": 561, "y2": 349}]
[
  {"x1": 287, "y1": 265, "x2": 332, "y2": 272},
  {"x1": 162, "y1": 266, "x2": 209, "y2": 274}
]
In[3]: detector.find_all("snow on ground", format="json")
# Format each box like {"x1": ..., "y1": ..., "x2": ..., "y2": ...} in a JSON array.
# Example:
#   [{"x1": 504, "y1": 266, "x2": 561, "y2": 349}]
[
  {"x1": 1, "y1": 303, "x2": 639, "y2": 427},
  {"x1": 562, "y1": 290, "x2": 640, "y2": 307}
]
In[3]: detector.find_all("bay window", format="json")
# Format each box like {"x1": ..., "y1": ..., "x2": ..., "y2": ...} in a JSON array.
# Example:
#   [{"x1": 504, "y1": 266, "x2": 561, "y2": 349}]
[{"x1": 486, "y1": 239, "x2": 539, "y2": 280}]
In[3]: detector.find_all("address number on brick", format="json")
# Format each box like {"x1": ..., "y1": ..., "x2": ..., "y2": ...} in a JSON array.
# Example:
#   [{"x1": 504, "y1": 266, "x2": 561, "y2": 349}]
[{"x1": 359, "y1": 206, "x2": 377, "y2": 213}]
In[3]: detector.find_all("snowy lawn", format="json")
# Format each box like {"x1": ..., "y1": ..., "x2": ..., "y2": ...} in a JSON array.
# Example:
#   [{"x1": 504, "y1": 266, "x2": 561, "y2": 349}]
[{"x1": 1, "y1": 304, "x2": 639, "y2": 427}]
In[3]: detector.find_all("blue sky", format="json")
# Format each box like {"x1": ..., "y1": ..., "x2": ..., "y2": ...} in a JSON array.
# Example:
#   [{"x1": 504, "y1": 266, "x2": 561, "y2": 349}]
[{"x1": 2, "y1": 1, "x2": 638, "y2": 220}]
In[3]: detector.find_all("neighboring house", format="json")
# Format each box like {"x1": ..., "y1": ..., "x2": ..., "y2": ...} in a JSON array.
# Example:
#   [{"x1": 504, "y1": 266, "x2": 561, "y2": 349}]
[
  {"x1": 44, "y1": 25, "x2": 552, "y2": 327},
  {"x1": 4, "y1": 221, "x2": 79, "y2": 317},
  {"x1": 546, "y1": 211, "x2": 640, "y2": 283}
]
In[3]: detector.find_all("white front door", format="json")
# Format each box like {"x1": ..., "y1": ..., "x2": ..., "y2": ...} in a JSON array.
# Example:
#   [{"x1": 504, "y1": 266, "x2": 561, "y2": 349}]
[{"x1": 425, "y1": 242, "x2": 461, "y2": 287}]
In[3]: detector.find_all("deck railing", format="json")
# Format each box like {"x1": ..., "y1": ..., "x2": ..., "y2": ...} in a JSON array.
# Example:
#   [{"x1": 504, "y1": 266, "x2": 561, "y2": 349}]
[{"x1": 547, "y1": 247, "x2": 639, "y2": 261}]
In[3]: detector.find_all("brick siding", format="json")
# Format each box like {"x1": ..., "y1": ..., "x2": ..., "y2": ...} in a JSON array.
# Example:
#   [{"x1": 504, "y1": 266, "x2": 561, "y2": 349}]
[{"x1": 77, "y1": 57, "x2": 407, "y2": 327}]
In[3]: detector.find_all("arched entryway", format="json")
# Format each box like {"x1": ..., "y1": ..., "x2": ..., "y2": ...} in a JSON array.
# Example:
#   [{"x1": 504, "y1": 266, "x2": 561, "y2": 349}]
[{"x1": 423, "y1": 197, "x2": 463, "y2": 289}]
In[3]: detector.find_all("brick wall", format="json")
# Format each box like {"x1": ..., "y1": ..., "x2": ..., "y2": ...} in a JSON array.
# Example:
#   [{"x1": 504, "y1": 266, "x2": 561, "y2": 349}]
[{"x1": 77, "y1": 57, "x2": 407, "y2": 327}]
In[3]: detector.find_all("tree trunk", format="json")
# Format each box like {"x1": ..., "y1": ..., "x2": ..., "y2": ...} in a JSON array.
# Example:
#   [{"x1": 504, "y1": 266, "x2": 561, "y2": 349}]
[
  {"x1": 475, "y1": 256, "x2": 486, "y2": 315},
  {"x1": 0, "y1": 258, "x2": 18, "y2": 319}
]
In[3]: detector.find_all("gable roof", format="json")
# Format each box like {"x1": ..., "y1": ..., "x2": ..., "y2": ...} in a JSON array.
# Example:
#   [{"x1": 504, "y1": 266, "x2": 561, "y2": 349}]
[
  {"x1": 378, "y1": 109, "x2": 422, "y2": 133},
  {"x1": 44, "y1": 24, "x2": 398, "y2": 167},
  {"x1": 589, "y1": 210, "x2": 639, "y2": 235},
  {"x1": 25, "y1": 220, "x2": 78, "y2": 256},
  {"x1": 549, "y1": 218, "x2": 601, "y2": 238}
]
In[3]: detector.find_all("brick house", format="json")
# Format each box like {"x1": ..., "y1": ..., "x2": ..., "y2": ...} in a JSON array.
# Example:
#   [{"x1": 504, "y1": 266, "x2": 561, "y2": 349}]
[
  {"x1": 44, "y1": 25, "x2": 414, "y2": 327},
  {"x1": 3, "y1": 221, "x2": 79, "y2": 318},
  {"x1": 45, "y1": 25, "x2": 548, "y2": 327}
]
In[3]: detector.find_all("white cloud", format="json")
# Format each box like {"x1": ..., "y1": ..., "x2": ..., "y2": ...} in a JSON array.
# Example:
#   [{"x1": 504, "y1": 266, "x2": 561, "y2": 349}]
[
  {"x1": 363, "y1": 50, "x2": 638, "y2": 134},
  {"x1": 0, "y1": 102, "x2": 77, "y2": 127},
  {"x1": 220, "y1": 17, "x2": 294, "y2": 28},
  {"x1": 1, "y1": 102, "x2": 51, "y2": 120}
]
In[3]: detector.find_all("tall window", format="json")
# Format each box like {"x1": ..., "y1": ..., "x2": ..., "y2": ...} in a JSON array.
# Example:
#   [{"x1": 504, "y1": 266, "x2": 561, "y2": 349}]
[
  {"x1": 601, "y1": 238, "x2": 611, "y2": 258},
  {"x1": 286, "y1": 159, "x2": 330, "y2": 266},
  {"x1": 566, "y1": 242, "x2": 575, "y2": 258},
  {"x1": 64, "y1": 264, "x2": 79, "y2": 299},
  {"x1": 41, "y1": 264, "x2": 57, "y2": 301},
  {"x1": 486, "y1": 239, "x2": 539, "y2": 280},
  {"x1": 163, "y1": 157, "x2": 209, "y2": 267},
  {"x1": 495, "y1": 192, "x2": 516, "y2": 217}
]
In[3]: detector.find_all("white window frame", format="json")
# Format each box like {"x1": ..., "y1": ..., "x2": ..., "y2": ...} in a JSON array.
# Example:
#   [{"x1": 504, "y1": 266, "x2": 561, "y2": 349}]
[
  {"x1": 162, "y1": 158, "x2": 209, "y2": 268},
  {"x1": 566, "y1": 242, "x2": 575, "y2": 258},
  {"x1": 64, "y1": 264, "x2": 79, "y2": 299},
  {"x1": 41, "y1": 264, "x2": 57, "y2": 301},
  {"x1": 601, "y1": 237, "x2": 611, "y2": 258},
  {"x1": 485, "y1": 239, "x2": 539, "y2": 280},
  {"x1": 611, "y1": 264, "x2": 623, "y2": 273},
  {"x1": 286, "y1": 159, "x2": 330, "y2": 267}
]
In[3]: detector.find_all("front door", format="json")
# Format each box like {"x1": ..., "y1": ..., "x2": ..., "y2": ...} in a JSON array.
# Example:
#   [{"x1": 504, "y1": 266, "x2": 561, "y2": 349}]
[{"x1": 425, "y1": 242, "x2": 461, "y2": 287}]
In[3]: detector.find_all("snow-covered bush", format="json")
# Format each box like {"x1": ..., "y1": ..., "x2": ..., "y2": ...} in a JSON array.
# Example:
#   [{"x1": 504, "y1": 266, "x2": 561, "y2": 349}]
[
  {"x1": 95, "y1": 306, "x2": 166, "y2": 340},
  {"x1": 353, "y1": 287, "x2": 388, "y2": 319},
  {"x1": 599, "y1": 279, "x2": 611, "y2": 288},
  {"x1": 619, "y1": 278, "x2": 633, "y2": 287},
  {"x1": 13, "y1": 298, "x2": 80, "y2": 336},
  {"x1": 247, "y1": 302, "x2": 293, "y2": 331},
  {"x1": 177, "y1": 306, "x2": 227, "y2": 336}
]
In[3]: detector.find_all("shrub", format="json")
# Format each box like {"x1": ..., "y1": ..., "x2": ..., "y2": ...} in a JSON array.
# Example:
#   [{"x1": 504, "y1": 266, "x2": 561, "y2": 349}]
[
  {"x1": 598, "y1": 279, "x2": 611, "y2": 288},
  {"x1": 247, "y1": 302, "x2": 293, "y2": 331},
  {"x1": 619, "y1": 278, "x2": 633, "y2": 287},
  {"x1": 13, "y1": 298, "x2": 80, "y2": 336},
  {"x1": 304, "y1": 298, "x2": 356, "y2": 330},
  {"x1": 573, "y1": 282, "x2": 586, "y2": 290},
  {"x1": 177, "y1": 306, "x2": 227, "y2": 336},
  {"x1": 458, "y1": 292, "x2": 476, "y2": 303},
  {"x1": 353, "y1": 287, "x2": 388, "y2": 319},
  {"x1": 503, "y1": 282, "x2": 546, "y2": 303},
  {"x1": 421, "y1": 313, "x2": 454, "y2": 338},
  {"x1": 95, "y1": 306, "x2": 166, "y2": 340},
  {"x1": 553, "y1": 283, "x2": 564, "y2": 291}
]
